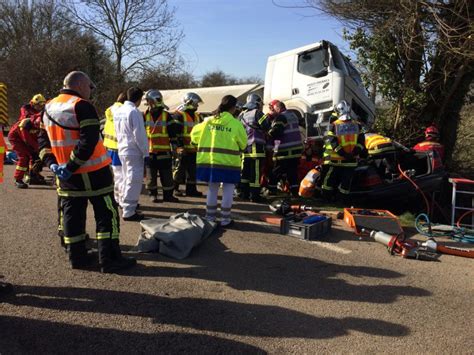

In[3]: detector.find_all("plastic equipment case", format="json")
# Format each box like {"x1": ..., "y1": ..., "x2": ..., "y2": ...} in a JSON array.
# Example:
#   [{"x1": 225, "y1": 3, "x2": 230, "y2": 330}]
[{"x1": 280, "y1": 215, "x2": 332, "y2": 240}]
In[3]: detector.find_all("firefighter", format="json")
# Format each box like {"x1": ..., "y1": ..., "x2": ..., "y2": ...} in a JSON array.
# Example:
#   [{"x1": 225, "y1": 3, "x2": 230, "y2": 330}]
[
  {"x1": 39, "y1": 71, "x2": 136, "y2": 272},
  {"x1": 7, "y1": 116, "x2": 45, "y2": 188},
  {"x1": 266, "y1": 100, "x2": 304, "y2": 197},
  {"x1": 364, "y1": 132, "x2": 398, "y2": 178},
  {"x1": 143, "y1": 90, "x2": 179, "y2": 203},
  {"x1": 191, "y1": 95, "x2": 247, "y2": 227},
  {"x1": 103, "y1": 92, "x2": 126, "y2": 206},
  {"x1": 413, "y1": 125, "x2": 445, "y2": 161},
  {"x1": 321, "y1": 100, "x2": 366, "y2": 201},
  {"x1": 19, "y1": 94, "x2": 46, "y2": 122},
  {"x1": 173, "y1": 92, "x2": 203, "y2": 197},
  {"x1": 239, "y1": 93, "x2": 269, "y2": 203}
]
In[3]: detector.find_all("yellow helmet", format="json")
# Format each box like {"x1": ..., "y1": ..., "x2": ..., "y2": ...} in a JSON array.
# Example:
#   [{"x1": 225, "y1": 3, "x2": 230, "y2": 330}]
[{"x1": 31, "y1": 94, "x2": 46, "y2": 105}]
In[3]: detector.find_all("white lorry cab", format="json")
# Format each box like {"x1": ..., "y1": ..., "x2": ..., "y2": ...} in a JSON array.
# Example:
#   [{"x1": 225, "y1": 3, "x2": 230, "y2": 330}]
[{"x1": 264, "y1": 40, "x2": 375, "y2": 139}]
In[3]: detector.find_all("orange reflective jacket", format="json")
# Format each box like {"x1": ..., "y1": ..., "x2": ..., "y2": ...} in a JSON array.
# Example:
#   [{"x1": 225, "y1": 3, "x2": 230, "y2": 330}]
[
  {"x1": 145, "y1": 110, "x2": 170, "y2": 153},
  {"x1": 44, "y1": 94, "x2": 110, "y2": 174}
]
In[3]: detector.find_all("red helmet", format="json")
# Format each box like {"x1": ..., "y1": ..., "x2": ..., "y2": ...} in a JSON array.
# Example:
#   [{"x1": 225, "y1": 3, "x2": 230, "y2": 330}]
[{"x1": 425, "y1": 125, "x2": 439, "y2": 138}]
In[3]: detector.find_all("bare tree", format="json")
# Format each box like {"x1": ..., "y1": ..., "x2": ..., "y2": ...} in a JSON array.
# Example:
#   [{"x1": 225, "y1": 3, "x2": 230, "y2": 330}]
[
  {"x1": 0, "y1": 0, "x2": 118, "y2": 123},
  {"x1": 63, "y1": 0, "x2": 184, "y2": 80}
]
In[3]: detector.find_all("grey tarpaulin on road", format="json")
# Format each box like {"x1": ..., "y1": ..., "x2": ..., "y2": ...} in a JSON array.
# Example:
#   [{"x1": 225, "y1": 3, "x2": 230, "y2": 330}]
[{"x1": 136, "y1": 213, "x2": 217, "y2": 259}]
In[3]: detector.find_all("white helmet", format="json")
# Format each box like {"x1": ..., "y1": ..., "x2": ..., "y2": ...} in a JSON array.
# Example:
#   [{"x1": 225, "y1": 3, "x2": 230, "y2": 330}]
[
  {"x1": 243, "y1": 93, "x2": 262, "y2": 110},
  {"x1": 145, "y1": 89, "x2": 168, "y2": 109},
  {"x1": 338, "y1": 114, "x2": 351, "y2": 121},
  {"x1": 182, "y1": 92, "x2": 203, "y2": 108},
  {"x1": 335, "y1": 100, "x2": 350, "y2": 115}
]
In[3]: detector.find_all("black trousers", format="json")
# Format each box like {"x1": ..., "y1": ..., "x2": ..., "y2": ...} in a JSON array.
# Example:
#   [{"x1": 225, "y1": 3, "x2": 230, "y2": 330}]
[
  {"x1": 268, "y1": 158, "x2": 299, "y2": 195},
  {"x1": 241, "y1": 156, "x2": 264, "y2": 197},
  {"x1": 60, "y1": 192, "x2": 120, "y2": 247},
  {"x1": 173, "y1": 152, "x2": 197, "y2": 191},
  {"x1": 146, "y1": 154, "x2": 174, "y2": 196},
  {"x1": 321, "y1": 164, "x2": 355, "y2": 197}
]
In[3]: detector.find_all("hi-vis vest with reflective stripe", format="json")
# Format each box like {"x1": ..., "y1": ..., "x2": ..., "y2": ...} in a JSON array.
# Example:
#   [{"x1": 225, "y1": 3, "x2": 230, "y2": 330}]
[
  {"x1": 145, "y1": 110, "x2": 170, "y2": 153},
  {"x1": 44, "y1": 94, "x2": 111, "y2": 174},
  {"x1": 179, "y1": 111, "x2": 200, "y2": 151},
  {"x1": 324, "y1": 119, "x2": 360, "y2": 163},
  {"x1": 364, "y1": 133, "x2": 394, "y2": 155},
  {"x1": 103, "y1": 102, "x2": 122, "y2": 150},
  {"x1": 273, "y1": 111, "x2": 303, "y2": 160}
]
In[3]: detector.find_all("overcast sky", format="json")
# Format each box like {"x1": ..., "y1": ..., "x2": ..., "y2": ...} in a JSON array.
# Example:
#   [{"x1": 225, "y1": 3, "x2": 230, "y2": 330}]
[{"x1": 168, "y1": 0, "x2": 347, "y2": 80}]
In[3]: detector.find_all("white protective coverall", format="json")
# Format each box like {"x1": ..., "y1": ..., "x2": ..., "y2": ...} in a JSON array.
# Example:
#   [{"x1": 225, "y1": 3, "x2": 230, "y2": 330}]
[{"x1": 114, "y1": 100, "x2": 149, "y2": 218}]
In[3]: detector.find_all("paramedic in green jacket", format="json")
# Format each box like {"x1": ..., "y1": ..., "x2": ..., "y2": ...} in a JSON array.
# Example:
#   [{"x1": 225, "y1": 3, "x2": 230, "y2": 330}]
[{"x1": 190, "y1": 95, "x2": 247, "y2": 227}]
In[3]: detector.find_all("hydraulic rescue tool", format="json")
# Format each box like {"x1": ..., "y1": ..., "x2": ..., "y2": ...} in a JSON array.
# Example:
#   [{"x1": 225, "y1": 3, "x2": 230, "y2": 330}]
[
  {"x1": 365, "y1": 230, "x2": 439, "y2": 261},
  {"x1": 269, "y1": 199, "x2": 320, "y2": 216}
]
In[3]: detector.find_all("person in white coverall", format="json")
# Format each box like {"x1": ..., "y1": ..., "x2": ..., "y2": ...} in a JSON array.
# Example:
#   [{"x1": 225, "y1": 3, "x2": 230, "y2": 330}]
[{"x1": 114, "y1": 87, "x2": 148, "y2": 221}]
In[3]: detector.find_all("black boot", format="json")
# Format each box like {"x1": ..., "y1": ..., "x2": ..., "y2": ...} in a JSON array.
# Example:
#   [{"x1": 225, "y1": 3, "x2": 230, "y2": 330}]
[
  {"x1": 163, "y1": 189, "x2": 179, "y2": 202},
  {"x1": 239, "y1": 184, "x2": 250, "y2": 200},
  {"x1": 148, "y1": 189, "x2": 159, "y2": 203},
  {"x1": 186, "y1": 185, "x2": 203, "y2": 197},
  {"x1": 68, "y1": 241, "x2": 96, "y2": 270},
  {"x1": 249, "y1": 187, "x2": 264, "y2": 203},
  {"x1": 99, "y1": 239, "x2": 136, "y2": 274}
]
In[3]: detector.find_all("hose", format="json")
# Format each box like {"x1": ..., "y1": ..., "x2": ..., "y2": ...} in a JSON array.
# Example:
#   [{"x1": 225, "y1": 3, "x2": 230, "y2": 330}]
[{"x1": 415, "y1": 213, "x2": 474, "y2": 244}]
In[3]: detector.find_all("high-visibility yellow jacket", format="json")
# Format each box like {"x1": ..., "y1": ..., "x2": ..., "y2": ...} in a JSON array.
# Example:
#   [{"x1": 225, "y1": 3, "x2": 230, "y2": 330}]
[
  {"x1": 103, "y1": 102, "x2": 122, "y2": 150},
  {"x1": 191, "y1": 111, "x2": 247, "y2": 183}
]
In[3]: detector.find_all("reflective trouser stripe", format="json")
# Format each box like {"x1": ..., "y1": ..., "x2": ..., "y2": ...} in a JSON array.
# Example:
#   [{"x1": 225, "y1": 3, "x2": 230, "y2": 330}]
[
  {"x1": 322, "y1": 166, "x2": 334, "y2": 191},
  {"x1": 250, "y1": 159, "x2": 260, "y2": 188},
  {"x1": 64, "y1": 233, "x2": 87, "y2": 244},
  {"x1": 104, "y1": 194, "x2": 119, "y2": 239}
]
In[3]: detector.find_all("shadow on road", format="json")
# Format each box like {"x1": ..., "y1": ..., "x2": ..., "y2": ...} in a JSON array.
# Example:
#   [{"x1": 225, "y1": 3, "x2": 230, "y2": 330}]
[
  {"x1": 4, "y1": 285, "x2": 410, "y2": 340},
  {"x1": 0, "y1": 315, "x2": 265, "y2": 353},
  {"x1": 122, "y1": 236, "x2": 430, "y2": 303}
]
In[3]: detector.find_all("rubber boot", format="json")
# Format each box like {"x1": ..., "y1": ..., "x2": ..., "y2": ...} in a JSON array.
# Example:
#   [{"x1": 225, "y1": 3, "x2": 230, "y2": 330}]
[
  {"x1": 99, "y1": 239, "x2": 136, "y2": 274},
  {"x1": 250, "y1": 188, "x2": 264, "y2": 203},
  {"x1": 186, "y1": 184, "x2": 202, "y2": 197},
  {"x1": 239, "y1": 184, "x2": 250, "y2": 200},
  {"x1": 68, "y1": 241, "x2": 96, "y2": 270},
  {"x1": 163, "y1": 189, "x2": 179, "y2": 202}
]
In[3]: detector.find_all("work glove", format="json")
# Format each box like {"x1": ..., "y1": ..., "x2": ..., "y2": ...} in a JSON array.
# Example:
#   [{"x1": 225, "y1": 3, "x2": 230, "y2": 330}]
[
  {"x1": 57, "y1": 165, "x2": 72, "y2": 181},
  {"x1": 50, "y1": 164, "x2": 60, "y2": 175},
  {"x1": 50, "y1": 164, "x2": 72, "y2": 181}
]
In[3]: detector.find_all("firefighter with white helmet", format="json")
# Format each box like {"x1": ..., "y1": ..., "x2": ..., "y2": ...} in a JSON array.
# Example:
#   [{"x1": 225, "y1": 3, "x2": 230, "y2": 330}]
[
  {"x1": 143, "y1": 89, "x2": 180, "y2": 203},
  {"x1": 320, "y1": 100, "x2": 365, "y2": 201},
  {"x1": 172, "y1": 92, "x2": 203, "y2": 197}
]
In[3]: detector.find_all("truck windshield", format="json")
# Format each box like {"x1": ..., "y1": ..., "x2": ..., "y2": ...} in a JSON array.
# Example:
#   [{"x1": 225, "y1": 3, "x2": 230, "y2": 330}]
[{"x1": 297, "y1": 47, "x2": 328, "y2": 78}]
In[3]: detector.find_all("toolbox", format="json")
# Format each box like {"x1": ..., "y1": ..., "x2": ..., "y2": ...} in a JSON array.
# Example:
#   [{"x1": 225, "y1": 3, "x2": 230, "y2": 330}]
[
  {"x1": 280, "y1": 214, "x2": 332, "y2": 240},
  {"x1": 343, "y1": 208, "x2": 403, "y2": 236}
]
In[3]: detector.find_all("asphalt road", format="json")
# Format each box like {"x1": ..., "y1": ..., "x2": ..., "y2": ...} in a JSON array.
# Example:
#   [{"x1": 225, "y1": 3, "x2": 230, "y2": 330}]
[{"x1": 0, "y1": 164, "x2": 473, "y2": 354}]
